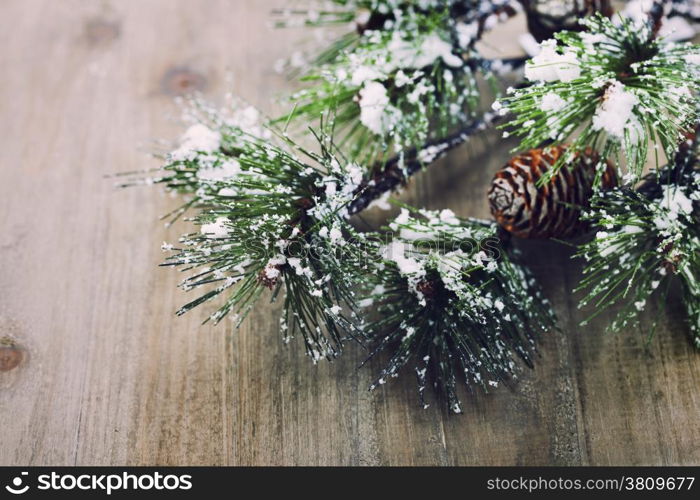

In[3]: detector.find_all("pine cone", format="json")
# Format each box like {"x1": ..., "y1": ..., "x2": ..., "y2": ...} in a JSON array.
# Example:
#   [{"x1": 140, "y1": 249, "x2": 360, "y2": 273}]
[
  {"x1": 258, "y1": 265, "x2": 282, "y2": 289},
  {"x1": 520, "y1": 0, "x2": 613, "y2": 42},
  {"x1": 488, "y1": 146, "x2": 617, "y2": 239}
]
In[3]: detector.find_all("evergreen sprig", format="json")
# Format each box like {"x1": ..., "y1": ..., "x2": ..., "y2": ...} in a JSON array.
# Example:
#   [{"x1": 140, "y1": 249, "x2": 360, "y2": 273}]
[
  {"x1": 153, "y1": 106, "x2": 379, "y2": 362},
  {"x1": 575, "y1": 141, "x2": 700, "y2": 345},
  {"x1": 498, "y1": 12, "x2": 700, "y2": 185},
  {"x1": 118, "y1": 96, "x2": 272, "y2": 223},
  {"x1": 124, "y1": 1, "x2": 700, "y2": 412},
  {"x1": 361, "y1": 207, "x2": 555, "y2": 412},
  {"x1": 133, "y1": 96, "x2": 506, "y2": 369},
  {"x1": 276, "y1": 0, "x2": 520, "y2": 164}
]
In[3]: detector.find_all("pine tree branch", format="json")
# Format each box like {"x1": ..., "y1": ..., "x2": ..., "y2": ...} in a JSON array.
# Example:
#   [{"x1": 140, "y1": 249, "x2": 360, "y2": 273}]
[
  {"x1": 499, "y1": 11, "x2": 700, "y2": 185},
  {"x1": 345, "y1": 53, "x2": 526, "y2": 217},
  {"x1": 347, "y1": 111, "x2": 501, "y2": 216},
  {"x1": 345, "y1": 1, "x2": 688, "y2": 214},
  {"x1": 361, "y1": 206, "x2": 556, "y2": 412}
]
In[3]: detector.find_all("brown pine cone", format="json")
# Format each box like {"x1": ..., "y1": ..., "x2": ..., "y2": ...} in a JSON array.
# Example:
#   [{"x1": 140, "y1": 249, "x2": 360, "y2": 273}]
[{"x1": 488, "y1": 145, "x2": 617, "y2": 239}]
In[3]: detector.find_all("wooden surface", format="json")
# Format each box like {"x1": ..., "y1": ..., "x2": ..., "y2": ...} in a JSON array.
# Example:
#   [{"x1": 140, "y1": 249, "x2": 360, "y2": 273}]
[{"x1": 1, "y1": 0, "x2": 699, "y2": 466}]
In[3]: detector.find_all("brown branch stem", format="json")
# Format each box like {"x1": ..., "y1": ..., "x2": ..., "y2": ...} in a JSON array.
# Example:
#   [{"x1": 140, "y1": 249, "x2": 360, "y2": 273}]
[{"x1": 347, "y1": 111, "x2": 503, "y2": 216}]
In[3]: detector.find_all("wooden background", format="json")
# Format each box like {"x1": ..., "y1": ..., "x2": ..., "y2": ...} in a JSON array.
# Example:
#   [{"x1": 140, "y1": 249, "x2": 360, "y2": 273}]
[{"x1": 1, "y1": 0, "x2": 699, "y2": 466}]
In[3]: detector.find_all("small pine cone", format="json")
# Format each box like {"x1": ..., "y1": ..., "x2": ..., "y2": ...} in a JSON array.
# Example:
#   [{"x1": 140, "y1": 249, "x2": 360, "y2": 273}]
[
  {"x1": 660, "y1": 242, "x2": 683, "y2": 275},
  {"x1": 258, "y1": 265, "x2": 281, "y2": 289},
  {"x1": 488, "y1": 146, "x2": 617, "y2": 239}
]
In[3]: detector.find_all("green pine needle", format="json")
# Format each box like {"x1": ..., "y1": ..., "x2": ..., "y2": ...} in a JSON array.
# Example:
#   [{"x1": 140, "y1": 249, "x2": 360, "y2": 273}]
[
  {"x1": 575, "y1": 165, "x2": 700, "y2": 346},
  {"x1": 361, "y1": 206, "x2": 556, "y2": 413},
  {"x1": 498, "y1": 13, "x2": 700, "y2": 186},
  {"x1": 147, "y1": 101, "x2": 378, "y2": 362},
  {"x1": 275, "y1": 0, "x2": 514, "y2": 164}
]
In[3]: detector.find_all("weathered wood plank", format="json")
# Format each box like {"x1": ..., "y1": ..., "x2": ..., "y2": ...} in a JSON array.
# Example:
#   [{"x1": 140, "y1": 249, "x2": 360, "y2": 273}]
[{"x1": 0, "y1": 0, "x2": 698, "y2": 466}]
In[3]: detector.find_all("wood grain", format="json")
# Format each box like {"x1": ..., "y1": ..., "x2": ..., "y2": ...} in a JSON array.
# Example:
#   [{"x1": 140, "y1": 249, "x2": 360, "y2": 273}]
[{"x1": 0, "y1": 0, "x2": 698, "y2": 466}]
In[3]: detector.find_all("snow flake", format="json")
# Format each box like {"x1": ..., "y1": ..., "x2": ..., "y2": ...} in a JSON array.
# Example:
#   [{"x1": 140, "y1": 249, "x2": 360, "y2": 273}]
[
  {"x1": 540, "y1": 92, "x2": 568, "y2": 112},
  {"x1": 524, "y1": 40, "x2": 580, "y2": 82},
  {"x1": 171, "y1": 124, "x2": 221, "y2": 160},
  {"x1": 358, "y1": 81, "x2": 391, "y2": 134},
  {"x1": 591, "y1": 82, "x2": 638, "y2": 140},
  {"x1": 200, "y1": 217, "x2": 229, "y2": 238}
]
